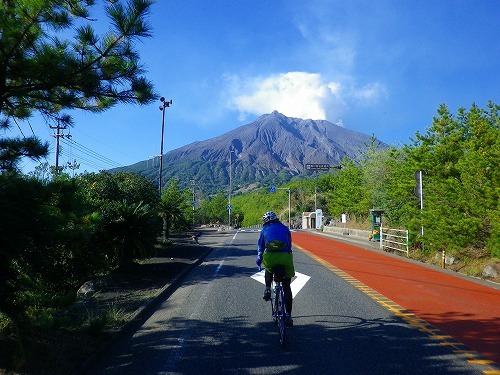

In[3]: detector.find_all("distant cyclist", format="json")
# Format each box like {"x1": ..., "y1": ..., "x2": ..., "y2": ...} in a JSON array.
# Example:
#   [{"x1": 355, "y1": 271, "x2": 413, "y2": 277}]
[{"x1": 256, "y1": 211, "x2": 295, "y2": 327}]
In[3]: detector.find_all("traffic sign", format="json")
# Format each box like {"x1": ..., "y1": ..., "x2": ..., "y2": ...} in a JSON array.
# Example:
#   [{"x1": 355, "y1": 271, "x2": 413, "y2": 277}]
[
  {"x1": 306, "y1": 163, "x2": 331, "y2": 171},
  {"x1": 227, "y1": 204, "x2": 232, "y2": 210}
]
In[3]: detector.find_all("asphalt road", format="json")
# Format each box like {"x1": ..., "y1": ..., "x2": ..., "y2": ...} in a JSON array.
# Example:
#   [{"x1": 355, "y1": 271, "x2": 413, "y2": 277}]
[{"x1": 85, "y1": 229, "x2": 498, "y2": 374}]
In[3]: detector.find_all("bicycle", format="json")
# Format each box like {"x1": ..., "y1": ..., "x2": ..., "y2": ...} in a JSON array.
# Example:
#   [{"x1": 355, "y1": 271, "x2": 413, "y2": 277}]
[{"x1": 267, "y1": 265, "x2": 288, "y2": 347}]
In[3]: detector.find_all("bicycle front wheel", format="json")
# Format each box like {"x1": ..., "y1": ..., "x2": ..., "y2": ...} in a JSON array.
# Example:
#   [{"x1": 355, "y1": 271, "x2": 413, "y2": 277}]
[
  {"x1": 275, "y1": 286, "x2": 286, "y2": 347},
  {"x1": 271, "y1": 288, "x2": 277, "y2": 321}
]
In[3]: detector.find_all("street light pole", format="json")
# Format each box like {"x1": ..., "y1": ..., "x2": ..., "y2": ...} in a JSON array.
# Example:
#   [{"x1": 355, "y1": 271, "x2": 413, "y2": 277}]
[{"x1": 158, "y1": 97, "x2": 172, "y2": 195}]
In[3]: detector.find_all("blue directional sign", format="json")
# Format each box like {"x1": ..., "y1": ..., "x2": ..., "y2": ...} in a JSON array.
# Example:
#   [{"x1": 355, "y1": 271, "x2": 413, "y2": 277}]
[
  {"x1": 227, "y1": 204, "x2": 232, "y2": 210},
  {"x1": 270, "y1": 185, "x2": 276, "y2": 192}
]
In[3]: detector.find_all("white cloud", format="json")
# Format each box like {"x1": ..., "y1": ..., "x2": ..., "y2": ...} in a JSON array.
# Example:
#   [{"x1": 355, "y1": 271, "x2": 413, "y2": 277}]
[
  {"x1": 225, "y1": 72, "x2": 343, "y2": 121},
  {"x1": 351, "y1": 82, "x2": 387, "y2": 103},
  {"x1": 224, "y1": 71, "x2": 386, "y2": 123}
]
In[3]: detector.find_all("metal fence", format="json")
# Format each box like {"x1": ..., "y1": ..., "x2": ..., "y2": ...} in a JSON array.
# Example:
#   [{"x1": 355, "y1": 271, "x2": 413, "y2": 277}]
[{"x1": 380, "y1": 226, "x2": 409, "y2": 257}]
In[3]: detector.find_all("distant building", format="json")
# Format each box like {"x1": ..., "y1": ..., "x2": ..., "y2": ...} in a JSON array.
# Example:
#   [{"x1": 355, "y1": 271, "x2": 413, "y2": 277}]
[{"x1": 302, "y1": 210, "x2": 322, "y2": 229}]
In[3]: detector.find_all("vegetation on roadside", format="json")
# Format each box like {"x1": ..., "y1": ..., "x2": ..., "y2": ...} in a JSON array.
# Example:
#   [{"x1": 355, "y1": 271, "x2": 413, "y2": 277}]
[
  {"x1": 0, "y1": 166, "x2": 207, "y2": 369},
  {"x1": 231, "y1": 102, "x2": 500, "y2": 263},
  {"x1": 0, "y1": 1, "x2": 161, "y2": 369}
]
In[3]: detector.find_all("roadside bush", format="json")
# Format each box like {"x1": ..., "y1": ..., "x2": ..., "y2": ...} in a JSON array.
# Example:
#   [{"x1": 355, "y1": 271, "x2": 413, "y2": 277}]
[
  {"x1": 107, "y1": 200, "x2": 159, "y2": 269},
  {"x1": 0, "y1": 170, "x2": 162, "y2": 334},
  {"x1": 76, "y1": 171, "x2": 162, "y2": 268}
]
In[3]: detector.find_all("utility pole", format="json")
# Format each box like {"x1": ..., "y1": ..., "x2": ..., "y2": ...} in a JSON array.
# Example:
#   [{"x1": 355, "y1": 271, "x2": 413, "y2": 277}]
[
  {"x1": 50, "y1": 122, "x2": 71, "y2": 174},
  {"x1": 228, "y1": 148, "x2": 235, "y2": 227},
  {"x1": 415, "y1": 170, "x2": 425, "y2": 252},
  {"x1": 158, "y1": 97, "x2": 172, "y2": 194},
  {"x1": 272, "y1": 186, "x2": 291, "y2": 227},
  {"x1": 288, "y1": 187, "x2": 291, "y2": 226},
  {"x1": 414, "y1": 170, "x2": 424, "y2": 236},
  {"x1": 314, "y1": 187, "x2": 317, "y2": 212}
]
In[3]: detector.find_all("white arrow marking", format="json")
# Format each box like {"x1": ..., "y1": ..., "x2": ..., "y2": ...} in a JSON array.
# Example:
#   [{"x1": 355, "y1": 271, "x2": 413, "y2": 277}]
[{"x1": 251, "y1": 270, "x2": 311, "y2": 298}]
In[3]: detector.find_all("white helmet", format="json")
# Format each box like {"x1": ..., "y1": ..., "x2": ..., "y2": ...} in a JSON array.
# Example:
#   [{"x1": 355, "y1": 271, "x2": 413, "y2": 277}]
[{"x1": 262, "y1": 211, "x2": 278, "y2": 224}]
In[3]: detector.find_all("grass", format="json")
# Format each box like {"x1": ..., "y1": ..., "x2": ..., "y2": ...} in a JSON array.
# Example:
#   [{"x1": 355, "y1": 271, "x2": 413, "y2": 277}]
[
  {"x1": 85, "y1": 304, "x2": 126, "y2": 336},
  {"x1": 0, "y1": 298, "x2": 133, "y2": 372},
  {"x1": 0, "y1": 233, "x2": 205, "y2": 374},
  {"x1": 408, "y1": 247, "x2": 500, "y2": 283}
]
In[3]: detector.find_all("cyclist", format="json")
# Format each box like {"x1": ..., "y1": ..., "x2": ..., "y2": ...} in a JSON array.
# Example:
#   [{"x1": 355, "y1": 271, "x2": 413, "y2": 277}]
[{"x1": 256, "y1": 211, "x2": 295, "y2": 327}]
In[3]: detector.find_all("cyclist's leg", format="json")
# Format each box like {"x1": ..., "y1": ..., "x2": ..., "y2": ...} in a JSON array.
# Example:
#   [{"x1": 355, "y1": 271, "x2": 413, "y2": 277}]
[
  {"x1": 262, "y1": 252, "x2": 275, "y2": 289},
  {"x1": 264, "y1": 269, "x2": 273, "y2": 288},
  {"x1": 262, "y1": 253, "x2": 273, "y2": 300},
  {"x1": 262, "y1": 269, "x2": 272, "y2": 300},
  {"x1": 282, "y1": 278, "x2": 292, "y2": 315}
]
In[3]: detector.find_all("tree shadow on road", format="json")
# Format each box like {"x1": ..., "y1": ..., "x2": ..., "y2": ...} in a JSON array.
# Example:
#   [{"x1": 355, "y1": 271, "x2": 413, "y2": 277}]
[{"x1": 86, "y1": 312, "x2": 488, "y2": 375}]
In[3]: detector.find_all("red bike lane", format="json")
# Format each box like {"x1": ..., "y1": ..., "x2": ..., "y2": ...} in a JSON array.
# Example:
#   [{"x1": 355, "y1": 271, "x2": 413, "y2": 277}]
[{"x1": 292, "y1": 231, "x2": 500, "y2": 365}]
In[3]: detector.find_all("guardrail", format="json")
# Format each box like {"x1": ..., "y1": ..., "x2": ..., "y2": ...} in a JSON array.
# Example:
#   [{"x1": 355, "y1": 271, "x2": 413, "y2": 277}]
[{"x1": 380, "y1": 226, "x2": 409, "y2": 257}]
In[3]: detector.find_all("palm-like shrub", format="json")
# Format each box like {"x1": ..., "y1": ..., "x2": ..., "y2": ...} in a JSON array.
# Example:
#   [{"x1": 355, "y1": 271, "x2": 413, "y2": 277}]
[{"x1": 106, "y1": 200, "x2": 159, "y2": 268}]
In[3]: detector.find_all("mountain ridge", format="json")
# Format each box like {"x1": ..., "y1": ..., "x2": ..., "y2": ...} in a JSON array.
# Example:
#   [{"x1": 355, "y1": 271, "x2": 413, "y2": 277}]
[{"x1": 114, "y1": 111, "x2": 385, "y2": 194}]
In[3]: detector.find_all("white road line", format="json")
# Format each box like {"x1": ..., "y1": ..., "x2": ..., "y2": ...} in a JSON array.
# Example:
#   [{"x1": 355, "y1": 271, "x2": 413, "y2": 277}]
[{"x1": 161, "y1": 259, "x2": 225, "y2": 374}]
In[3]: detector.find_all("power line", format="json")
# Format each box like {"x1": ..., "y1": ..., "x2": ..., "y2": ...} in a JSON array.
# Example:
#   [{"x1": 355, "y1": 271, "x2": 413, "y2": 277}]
[
  {"x1": 5, "y1": 115, "x2": 131, "y2": 173},
  {"x1": 13, "y1": 118, "x2": 26, "y2": 137},
  {"x1": 59, "y1": 142, "x2": 107, "y2": 169},
  {"x1": 3, "y1": 117, "x2": 51, "y2": 173},
  {"x1": 59, "y1": 137, "x2": 124, "y2": 170},
  {"x1": 70, "y1": 127, "x2": 138, "y2": 162},
  {"x1": 59, "y1": 148, "x2": 109, "y2": 170},
  {"x1": 19, "y1": 113, "x2": 126, "y2": 171},
  {"x1": 60, "y1": 138, "x2": 123, "y2": 169}
]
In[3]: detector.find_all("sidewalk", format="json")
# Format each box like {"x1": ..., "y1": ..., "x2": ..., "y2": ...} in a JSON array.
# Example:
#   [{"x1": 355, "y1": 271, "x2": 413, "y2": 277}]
[
  {"x1": 292, "y1": 230, "x2": 500, "y2": 367},
  {"x1": 75, "y1": 228, "x2": 230, "y2": 375}
]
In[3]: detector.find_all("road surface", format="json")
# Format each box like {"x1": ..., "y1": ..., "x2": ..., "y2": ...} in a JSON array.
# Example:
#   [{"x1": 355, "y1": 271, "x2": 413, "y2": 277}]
[{"x1": 85, "y1": 229, "x2": 499, "y2": 374}]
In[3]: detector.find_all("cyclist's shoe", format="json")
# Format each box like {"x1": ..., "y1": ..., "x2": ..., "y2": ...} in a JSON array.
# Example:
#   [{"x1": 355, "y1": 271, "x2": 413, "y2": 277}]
[
  {"x1": 285, "y1": 316, "x2": 294, "y2": 327},
  {"x1": 263, "y1": 288, "x2": 271, "y2": 301}
]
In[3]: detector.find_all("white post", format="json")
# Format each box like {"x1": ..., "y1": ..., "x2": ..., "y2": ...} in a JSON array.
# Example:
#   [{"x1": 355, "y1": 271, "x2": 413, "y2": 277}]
[{"x1": 406, "y1": 230, "x2": 409, "y2": 257}]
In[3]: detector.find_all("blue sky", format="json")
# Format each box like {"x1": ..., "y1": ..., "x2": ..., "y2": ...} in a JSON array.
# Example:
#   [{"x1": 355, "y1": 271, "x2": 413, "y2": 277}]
[{"x1": 11, "y1": 0, "x2": 500, "y2": 173}]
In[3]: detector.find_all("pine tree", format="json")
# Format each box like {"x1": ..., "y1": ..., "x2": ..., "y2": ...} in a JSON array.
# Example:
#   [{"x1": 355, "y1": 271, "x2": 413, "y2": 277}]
[{"x1": 0, "y1": 0, "x2": 156, "y2": 171}]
